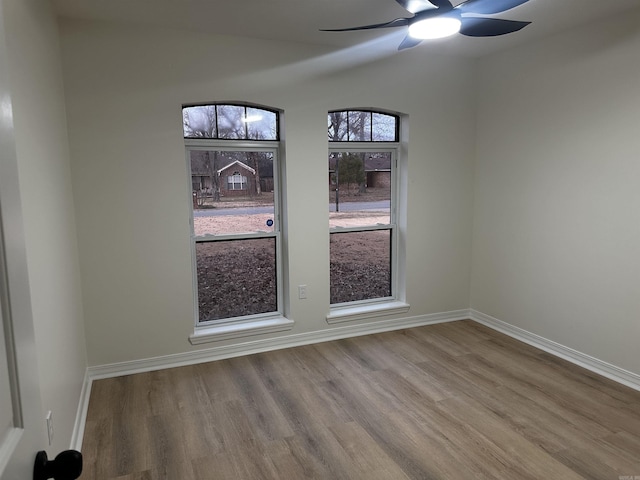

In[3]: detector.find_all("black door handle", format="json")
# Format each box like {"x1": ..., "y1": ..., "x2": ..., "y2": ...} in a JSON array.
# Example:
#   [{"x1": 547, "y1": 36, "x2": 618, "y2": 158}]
[{"x1": 33, "y1": 450, "x2": 82, "y2": 480}]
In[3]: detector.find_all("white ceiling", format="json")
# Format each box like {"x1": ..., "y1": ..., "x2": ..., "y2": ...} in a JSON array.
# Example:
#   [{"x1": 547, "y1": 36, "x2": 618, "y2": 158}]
[{"x1": 52, "y1": 0, "x2": 640, "y2": 56}]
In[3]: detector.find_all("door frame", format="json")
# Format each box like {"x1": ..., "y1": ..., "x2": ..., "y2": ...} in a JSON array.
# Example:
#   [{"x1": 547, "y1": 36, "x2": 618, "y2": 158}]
[{"x1": 0, "y1": 0, "x2": 46, "y2": 476}]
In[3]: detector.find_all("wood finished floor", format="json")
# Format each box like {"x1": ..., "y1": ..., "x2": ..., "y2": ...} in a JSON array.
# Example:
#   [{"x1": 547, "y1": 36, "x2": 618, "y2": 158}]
[{"x1": 81, "y1": 321, "x2": 640, "y2": 479}]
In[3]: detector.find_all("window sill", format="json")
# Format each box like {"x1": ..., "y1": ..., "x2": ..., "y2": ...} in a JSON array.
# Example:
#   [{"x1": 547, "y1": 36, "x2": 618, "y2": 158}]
[
  {"x1": 326, "y1": 300, "x2": 410, "y2": 325},
  {"x1": 189, "y1": 316, "x2": 295, "y2": 345}
]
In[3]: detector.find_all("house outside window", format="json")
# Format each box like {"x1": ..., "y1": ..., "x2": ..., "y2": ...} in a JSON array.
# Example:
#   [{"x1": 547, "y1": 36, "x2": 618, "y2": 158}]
[
  {"x1": 327, "y1": 110, "x2": 408, "y2": 321},
  {"x1": 183, "y1": 103, "x2": 290, "y2": 337}
]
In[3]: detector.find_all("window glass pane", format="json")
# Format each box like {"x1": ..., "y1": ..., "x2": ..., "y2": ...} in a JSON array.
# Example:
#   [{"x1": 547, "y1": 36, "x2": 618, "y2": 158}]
[
  {"x1": 330, "y1": 230, "x2": 391, "y2": 304},
  {"x1": 328, "y1": 110, "x2": 398, "y2": 142},
  {"x1": 216, "y1": 105, "x2": 245, "y2": 139},
  {"x1": 246, "y1": 107, "x2": 278, "y2": 140},
  {"x1": 329, "y1": 151, "x2": 391, "y2": 228},
  {"x1": 196, "y1": 238, "x2": 277, "y2": 322},
  {"x1": 184, "y1": 105, "x2": 278, "y2": 140},
  {"x1": 328, "y1": 111, "x2": 348, "y2": 141},
  {"x1": 183, "y1": 105, "x2": 217, "y2": 138},
  {"x1": 372, "y1": 112, "x2": 398, "y2": 141},
  {"x1": 191, "y1": 150, "x2": 275, "y2": 235},
  {"x1": 347, "y1": 111, "x2": 372, "y2": 141}
]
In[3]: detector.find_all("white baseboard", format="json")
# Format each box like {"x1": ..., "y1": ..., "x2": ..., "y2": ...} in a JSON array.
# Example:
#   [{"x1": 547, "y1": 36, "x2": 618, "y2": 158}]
[
  {"x1": 74, "y1": 308, "x2": 639, "y2": 452},
  {"x1": 88, "y1": 309, "x2": 469, "y2": 380},
  {"x1": 469, "y1": 309, "x2": 640, "y2": 392},
  {"x1": 70, "y1": 369, "x2": 92, "y2": 451}
]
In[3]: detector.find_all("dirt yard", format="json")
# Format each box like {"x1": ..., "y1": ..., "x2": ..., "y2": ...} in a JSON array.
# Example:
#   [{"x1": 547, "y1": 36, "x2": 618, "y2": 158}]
[
  {"x1": 194, "y1": 203, "x2": 391, "y2": 321},
  {"x1": 194, "y1": 211, "x2": 389, "y2": 236},
  {"x1": 329, "y1": 229, "x2": 391, "y2": 303}
]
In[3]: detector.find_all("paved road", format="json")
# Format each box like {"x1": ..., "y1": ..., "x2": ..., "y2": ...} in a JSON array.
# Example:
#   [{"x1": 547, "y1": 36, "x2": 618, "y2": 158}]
[
  {"x1": 193, "y1": 206, "x2": 274, "y2": 217},
  {"x1": 329, "y1": 200, "x2": 390, "y2": 213},
  {"x1": 194, "y1": 200, "x2": 390, "y2": 216}
]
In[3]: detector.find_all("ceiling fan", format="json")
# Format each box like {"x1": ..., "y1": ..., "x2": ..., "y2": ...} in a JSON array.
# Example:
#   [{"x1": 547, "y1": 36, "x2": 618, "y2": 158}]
[{"x1": 321, "y1": 0, "x2": 532, "y2": 50}]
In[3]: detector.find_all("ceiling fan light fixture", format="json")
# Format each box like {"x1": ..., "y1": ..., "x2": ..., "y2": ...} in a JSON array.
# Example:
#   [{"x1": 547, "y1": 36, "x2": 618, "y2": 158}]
[
  {"x1": 408, "y1": 16, "x2": 461, "y2": 39},
  {"x1": 321, "y1": 0, "x2": 532, "y2": 50}
]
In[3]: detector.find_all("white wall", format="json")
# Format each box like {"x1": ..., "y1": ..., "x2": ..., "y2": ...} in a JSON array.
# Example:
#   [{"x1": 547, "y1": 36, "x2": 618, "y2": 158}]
[
  {"x1": 3, "y1": 0, "x2": 87, "y2": 453},
  {"x1": 59, "y1": 20, "x2": 476, "y2": 366},
  {"x1": 471, "y1": 10, "x2": 640, "y2": 374}
]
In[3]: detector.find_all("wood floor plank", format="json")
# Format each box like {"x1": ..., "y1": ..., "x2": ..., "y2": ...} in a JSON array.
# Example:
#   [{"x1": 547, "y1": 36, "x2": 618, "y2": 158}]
[
  {"x1": 461, "y1": 350, "x2": 617, "y2": 441},
  {"x1": 177, "y1": 407, "x2": 225, "y2": 458},
  {"x1": 538, "y1": 351, "x2": 640, "y2": 408},
  {"x1": 471, "y1": 338, "x2": 640, "y2": 435},
  {"x1": 81, "y1": 321, "x2": 640, "y2": 479},
  {"x1": 283, "y1": 424, "x2": 362, "y2": 480},
  {"x1": 327, "y1": 422, "x2": 411, "y2": 480},
  {"x1": 81, "y1": 417, "x2": 115, "y2": 480},
  {"x1": 406, "y1": 324, "x2": 476, "y2": 357},
  {"x1": 147, "y1": 459, "x2": 195, "y2": 480},
  {"x1": 469, "y1": 383, "x2": 604, "y2": 454},
  {"x1": 415, "y1": 348, "x2": 503, "y2": 399},
  {"x1": 437, "y1": 394, "x2": 586, "y2": 480},
  {"x1": 224, "y1": 356, "x2": 295, "y2": 441},
  {"x1": 259, "y1": 439, "x2": 311, "y2": 479},
  {"x1": 145, "y1": 413, "x2": 190, "y2": 478},
  {"x1": 312, "y1": 338, "x2": 380, "y2": 378},
  {"x1": 275, "y1": 375, "x2": 354, "y2": 431},
  {"x1": 401, "y1": 403, "x2": 535, "y2": 480},
  {"x1": 601, "y1": 430, "x2": 640, "y2": 461},
  {"x1": 112, "y1": 414, "x2": 151, "y2": 477},
  {"x1": 373, "y1": 329, "x2": 436, "y2": 364},
  {"x1": 195, "y1": 358, "x2": 245, "y2": 404},
  {"x1": 346, "y1": 335, "x2": 458, "y2": 402},
  {"x1": 110, "y1": 472, "x2": 153, "y2": 480},
  {"x1": 552, "y1": 433, "x2": 640, "y2": 479},
  {"x1": 192, "y1": 439, "x2": 281, "y2": 480}
]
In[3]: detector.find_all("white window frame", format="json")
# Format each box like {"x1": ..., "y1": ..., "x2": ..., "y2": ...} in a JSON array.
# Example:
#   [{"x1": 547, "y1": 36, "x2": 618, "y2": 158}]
[
  {"x1": 327, "y1": 115, "x2": 409, "y2": 324},
  {"x1": 185, "y1": 139, "x2": 293, "y2": 343}
]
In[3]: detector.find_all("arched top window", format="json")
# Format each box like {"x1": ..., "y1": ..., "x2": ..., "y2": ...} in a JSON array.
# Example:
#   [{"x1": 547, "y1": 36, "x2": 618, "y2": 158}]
[
  {"x1": 328, "y1": 110, "x2": 399, "y2": 142},
  {"x1": 183, "y1": 103, "x2": 279, "y2": 141}
]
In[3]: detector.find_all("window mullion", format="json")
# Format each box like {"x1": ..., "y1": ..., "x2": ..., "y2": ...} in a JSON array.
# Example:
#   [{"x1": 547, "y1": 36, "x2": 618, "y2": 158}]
[
  {"x1": 195, "y1": 231, "x2": 278, "y2": 243},
  {"x1": 330, "y1": 224, "x2": 392, "y2": 234}
]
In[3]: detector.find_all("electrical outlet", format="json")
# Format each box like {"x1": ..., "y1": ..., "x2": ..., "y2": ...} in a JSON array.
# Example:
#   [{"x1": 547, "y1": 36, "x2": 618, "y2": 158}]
[
  {"x1": 46, "y1": 411, "x2": 54, "y2": 446},
  {"x1": 298, "y1": 284, "x2": 307, "y2": 299}
]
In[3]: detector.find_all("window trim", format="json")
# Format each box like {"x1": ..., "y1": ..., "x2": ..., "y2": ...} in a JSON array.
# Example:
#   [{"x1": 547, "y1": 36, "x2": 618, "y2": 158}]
[
  {"x1": 328, "y1": 142, "x2": 401, "y2": 312},
  {"x1": 326, "y1": 300, "x2": 410, "y2": 325},
  {"x1": 189, "y1": 316, "x2": 295, "y2": 344},
  {"x1": 185, "y1": 135, "x2": 290, "y2": 339}
]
